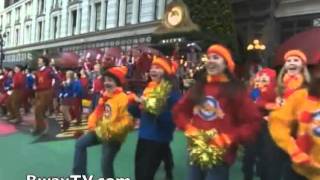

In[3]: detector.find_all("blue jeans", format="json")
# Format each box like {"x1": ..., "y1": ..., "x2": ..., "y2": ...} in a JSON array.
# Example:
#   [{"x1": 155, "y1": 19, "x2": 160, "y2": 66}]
[
  {"x1": 72, "y1": 132, "x2": 121, "y2": 178},
  {"x1": 187, "y1": 163, "x2": 229, "y2": 180},
  {"x1": 91, "y1": 92, "x2": 100, "y2": 112}
]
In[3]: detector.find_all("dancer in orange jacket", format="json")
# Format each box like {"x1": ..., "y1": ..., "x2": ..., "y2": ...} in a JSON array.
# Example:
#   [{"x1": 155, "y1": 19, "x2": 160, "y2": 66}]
[{"x1": 269, "y1": 62, "x2": 320, "y2": 180}]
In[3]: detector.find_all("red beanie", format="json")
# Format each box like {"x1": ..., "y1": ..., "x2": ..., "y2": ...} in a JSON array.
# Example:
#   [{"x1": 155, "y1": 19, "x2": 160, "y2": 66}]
[{"x1": 107, "y1": 66, "x2": 128, "y2": 86}]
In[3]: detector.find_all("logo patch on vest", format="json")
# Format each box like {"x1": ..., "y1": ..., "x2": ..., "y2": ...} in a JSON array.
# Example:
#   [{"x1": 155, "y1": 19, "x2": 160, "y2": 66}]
[
  {"x1": 194, "y1": 96, "x2": 224, "y2": 121},
  {"x1": 104, "y1": 104, "x2": 112, "y2": 118}
]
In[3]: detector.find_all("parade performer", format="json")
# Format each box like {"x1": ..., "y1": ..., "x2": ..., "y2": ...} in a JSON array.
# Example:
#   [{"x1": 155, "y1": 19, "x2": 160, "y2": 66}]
[
  {"x1": 257, "y1": 49, "x2": 310, "y2": 180},
  {"x1": 6, "y1": 65, "x2": 26, "y2": 124},
  {"x1": 59, "y1": 70, "x2": 82, "y2": 131},
  {"x1": 128, "y1": 56, "x2": 181, "y2": 180},
  {"x1": 3, "y1": 69, "x2": 13, "y2": 119},
  {"x1": 72, "y1": 66, "x2": 134, "y2": 178},
  {"x1": 173, "y1": 44, "x2": 261, "y2": 180},
  {"x1": 242, "y1": 68, "x2": 277, "y2": 180},
  {"x1": 32, "y1": 56, "x2": 58, "y2": 135},
  {"x1": 0, "y1": 69, "x2": 6, "y2": 115},
  {"x1": 273, "y1": 49, "x2": 310, "y2": 108},
  {"x1": 90, "y1": 64, "x2": 104, "y2": 111},
  {"x1": 269, "y1": 63, "x2": 320, "y2": 180},
  {"x1": 24, "y1": 68, "x2": 35, "y2": 114}
]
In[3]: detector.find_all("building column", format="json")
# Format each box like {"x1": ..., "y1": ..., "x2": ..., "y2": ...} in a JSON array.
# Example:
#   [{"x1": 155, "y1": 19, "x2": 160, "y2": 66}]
[
  {"x1": 68, "y1": 10, "x2": 72, "y2": 36},
  {"x1": 157, "y1": 0, "x2": 165, "y2": 20},
  {"x1": 44, "y1": 0, "x2": 52, "y2": 41},
  {"x1": 90, "y1": 3, "x2": 96, "y2": 32},
  {"x1": 118, "y1": 0, "x2": 126, "y2": 27},
  {"x1": 31, "y1": 0, "x2": 38, "y2": 43},
  {"x1": 60, "y1": 0, "x2": 68, "y2": 37},
  {"x1": 81, "y1": 0, "x2": 90, "y2": 34},
  {"x1": 76, "y1": 7, "x2": 81, "y2": 34},
  {"x1": 132, "y1": 0, "x2": 139, "y2": 24},
  {"x1": 100, "y1": 0, "x2": 106, "y2": 30}
]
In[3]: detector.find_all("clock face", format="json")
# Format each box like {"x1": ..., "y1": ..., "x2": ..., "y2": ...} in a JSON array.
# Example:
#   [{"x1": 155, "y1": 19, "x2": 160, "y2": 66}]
[{"x1": 167, "y1": 6, "x2": 183, "y2": 27}]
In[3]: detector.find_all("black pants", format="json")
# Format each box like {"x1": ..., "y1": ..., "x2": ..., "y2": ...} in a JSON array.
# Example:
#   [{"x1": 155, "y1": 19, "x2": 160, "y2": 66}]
[
  {"x1": 242, "y1": 121, "x2": 289, "y2": 180},
  {"x1": 283, "y1": 163, "x2": 307, "y2": 180},
  {"x1": 135, "y1": 138, "x2": 173, "y2": 180}
]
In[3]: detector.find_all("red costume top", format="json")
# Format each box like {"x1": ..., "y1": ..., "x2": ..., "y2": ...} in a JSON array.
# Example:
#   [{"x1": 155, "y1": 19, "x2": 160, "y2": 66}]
[
  {"x1": 35, "y1": 66, "x2": 55, "y2": 91},
  {"x1": 173, "y1": 79, "x2": 261, "y2": 164},
  {"x1": 0, "y1": 74, "x2": 6, "y2": 93},
  {"x1": 93, "y1": 76, "x2": 104, "y2": 93},
  {"x1": 12, "y1": 72, "x2": 26, "y2": 90}
]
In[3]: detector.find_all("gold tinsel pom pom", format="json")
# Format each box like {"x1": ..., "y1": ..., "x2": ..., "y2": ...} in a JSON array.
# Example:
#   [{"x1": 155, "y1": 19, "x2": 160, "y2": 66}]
[
  {"x1": 143, "y1": 80, "x2": 172, "y2": 116},
  {"x1": 95, "y1": 115, "x2": 134, "y2": 142},
  {"x1": 188, "y1": 129, "x2": 226, "y2": 169}
]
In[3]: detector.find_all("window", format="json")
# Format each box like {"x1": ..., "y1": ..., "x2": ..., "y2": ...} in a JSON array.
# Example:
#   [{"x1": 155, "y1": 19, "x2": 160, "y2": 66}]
[
  {"x1": 106, "y1": 0, "x2": 119, "y2": 28},
  {"x1": 0, "y1": 15, "x2": 3, "y2": 28},
  {"x1": 38, "y1": 21, "x2": 43, "y2": 41},
  {"x1": 15, "y1": 29, "x2": 19, "y2": 46},
  {"x1": 25, "y1": 25, "x2": 30, "y2": 43},
  {"x1": 15, "y1": 7, "x2": 21, "y2": 22},
  {"x1": 6, "y1": 12, "x2": 11, "y2": 26},
  {"x1": 279, "y1": 18, "x2": 313, "y2": 43},
  {"x1": 53, "y1": 16, "x2": 58, "y2": 39},
  {"x1": 38, "y1": 0, "x2": 45, "y2": 14},
  {"x1": 125, "y1": 0, "x2": 133, "y2": 25},
  {"x1": 6, "y1": 31, "x2": 10, "y2": 46},
  {"x1": 25, "y1": 2, "x2": 32, "y2": 19},
  {"x1": 95, "y1": 2, "x2": 102, "y2": 30},
  {"x1": 139, "y1": 0, "x2": 156, "y2": 23},
  {"x1": 72, "y1": 10, "x2": 77, "y2": 35}
]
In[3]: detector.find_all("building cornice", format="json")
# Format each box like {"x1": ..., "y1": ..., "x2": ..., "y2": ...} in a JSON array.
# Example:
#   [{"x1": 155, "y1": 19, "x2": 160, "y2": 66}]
[
  {"x1": 275, "y1": 0, "x2": 320, "y2": 17},
  {"x1": 4, "y1": 21, "x2": 161, "y2": 54}
]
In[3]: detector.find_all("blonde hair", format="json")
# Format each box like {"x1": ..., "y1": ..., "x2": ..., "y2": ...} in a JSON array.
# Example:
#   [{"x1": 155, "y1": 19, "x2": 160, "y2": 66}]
[
  {"x1": 277, "y1": 66, "x2": 310, "y2": 96},
  {"x1": 66, "y1": 70, "x2": 75, "y2": 81}
]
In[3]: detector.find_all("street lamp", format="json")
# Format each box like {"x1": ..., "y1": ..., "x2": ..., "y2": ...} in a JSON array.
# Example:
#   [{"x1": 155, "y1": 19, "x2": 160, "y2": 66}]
[{"x1": 247, "y1": 39, "x2": 266, "y2": 51}]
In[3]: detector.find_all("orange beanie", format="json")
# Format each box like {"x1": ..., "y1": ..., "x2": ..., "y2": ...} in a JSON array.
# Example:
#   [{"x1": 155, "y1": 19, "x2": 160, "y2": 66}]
[
  {"x1": 207, "y1": 44, "x2": 235, "y2": 72},
  {"x1": 152, "y1": 56, "x2": 178, "y2": 75},
  {"x1": 107, "y1": 66, "x2": 128, "y2": 85},
  {"x1": 284, "y1": 49, "x2": 307, "y2": 63}
]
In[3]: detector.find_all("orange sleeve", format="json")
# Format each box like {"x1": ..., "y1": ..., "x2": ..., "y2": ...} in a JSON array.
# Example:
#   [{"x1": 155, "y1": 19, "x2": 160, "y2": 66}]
[
  {"x1": 268, "y1": 89, "x2": 307, "y2": 155},
  {"x1": 87, "y1": 98, "x2": 104, "y2": 130}
]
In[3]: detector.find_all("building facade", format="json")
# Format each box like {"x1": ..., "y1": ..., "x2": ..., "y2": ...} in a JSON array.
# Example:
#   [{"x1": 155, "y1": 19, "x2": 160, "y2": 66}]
[
  {"x1": 231, "y1": 0, "x2": 320, "y2": 64},
  {"x1": 0, "y1": 0, "x2": 172, "y2": 65}
]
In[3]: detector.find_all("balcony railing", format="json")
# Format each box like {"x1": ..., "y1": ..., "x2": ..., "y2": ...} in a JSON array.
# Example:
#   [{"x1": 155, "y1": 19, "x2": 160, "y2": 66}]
[
  {"x1": 24, "y1": 15, "x2": 32, "y2": 22},
  {"x1": 15, "y1": 19, "x2": 20, "y2": 25}
]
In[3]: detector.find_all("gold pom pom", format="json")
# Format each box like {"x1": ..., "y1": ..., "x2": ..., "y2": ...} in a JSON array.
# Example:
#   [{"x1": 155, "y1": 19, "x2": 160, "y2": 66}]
[
  {"x1": 188, "y1": 129, "x2": 226, "y2": 169},
  {"x1": 143, "y1": 80, "x2": 172, "y2": 116}
]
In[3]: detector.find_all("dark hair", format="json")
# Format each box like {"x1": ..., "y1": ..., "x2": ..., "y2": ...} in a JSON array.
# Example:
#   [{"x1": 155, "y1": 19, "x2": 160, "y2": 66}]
[
  {"x1": 188, "y1": 68, "x2": 245, "y2": 104},
  {"x1": 104, "y1": 72, "x2": 122, "y2": 87},
  {"x1": 39, "y1": 56, "x2": 50, "y2": 66},
  {"x1": 15, "y1": 65, "x2": 23, "y2": 71}
]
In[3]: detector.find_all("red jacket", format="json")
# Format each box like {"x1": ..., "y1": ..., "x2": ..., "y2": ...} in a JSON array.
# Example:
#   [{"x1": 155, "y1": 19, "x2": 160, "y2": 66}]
[
  {"x1": 93, "y1": 76, "x2": 104, "y2": 93},
  {"x1": 35, "y1": 67, "x2": 55, "y2": 91},
  {"x1": 173, "y1": 81, "x2": 261, "y2": 164},
  {"x1": 13, "y1": 72, "x2": 25, "y2": 90},
  {"x1": 0, "y1": 74, "x2": 6, "y2": 93}
]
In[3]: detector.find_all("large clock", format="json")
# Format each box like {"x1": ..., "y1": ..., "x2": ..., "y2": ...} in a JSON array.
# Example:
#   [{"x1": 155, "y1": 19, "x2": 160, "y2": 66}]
[{"x1": 166, "y1": 6, "x2": 184, "y2": 27}]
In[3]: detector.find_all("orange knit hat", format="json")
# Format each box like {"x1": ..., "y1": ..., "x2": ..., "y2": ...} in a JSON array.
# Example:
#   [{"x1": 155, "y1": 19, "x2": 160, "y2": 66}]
[
  {"x1": 107, "y1": 66, "x2": 128, "y2": 85},
  {"x1": 284, "y1": 49, "x2": 307, "y2": 63},
  {"x1": 152, "y1": 56, "x2": 178, "y2": 75},
  {"x1": 207, "y1": 44, "x2": 235, "y2": 72}
]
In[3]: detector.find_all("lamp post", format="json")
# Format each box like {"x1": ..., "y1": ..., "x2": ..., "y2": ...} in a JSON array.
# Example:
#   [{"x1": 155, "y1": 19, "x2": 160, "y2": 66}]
[{"x1": 246, "y1": 39, "x2": 267, "y2": 76}]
